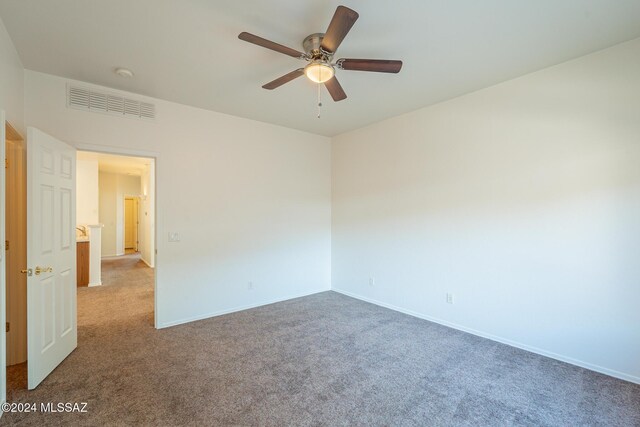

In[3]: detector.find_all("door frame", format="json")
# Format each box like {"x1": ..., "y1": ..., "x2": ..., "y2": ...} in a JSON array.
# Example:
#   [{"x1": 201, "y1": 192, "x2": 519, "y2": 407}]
[
  {"x1": 5, "y1": 124, "x2": 26, "y2": 367},
  {"x1": 0, "y1": 116, "x2": 25, "y2": 405},
  {"x1": 0, "y1": 137, "x2": 159, "y2": 403},
  {"x1": 74, "y1": 143, "x2": 159, "y2": 329},
  {"x1": 1, "y1": 111, "x2": 6, "y2": 407}
]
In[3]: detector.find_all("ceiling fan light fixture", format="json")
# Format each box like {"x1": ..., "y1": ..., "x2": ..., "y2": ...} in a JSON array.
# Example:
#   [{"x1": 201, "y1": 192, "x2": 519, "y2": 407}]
[{"x1": 304, "y1": 62, "x2": 334, "y2": 83}]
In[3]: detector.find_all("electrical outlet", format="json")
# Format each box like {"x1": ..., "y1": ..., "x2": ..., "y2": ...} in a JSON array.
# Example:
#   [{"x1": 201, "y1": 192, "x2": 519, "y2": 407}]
[
  {"x1": 369, "y1": 277, "x2": 375, "y2": 286},
  {"x1": 168, "y1": 232, "x2": 180, "y2": 242},
  {"x1": 248, "y1": 281, "x2": 253, "y2": 290},
  {"x1": 446, "y1": 293, "x2": 455, "y2": 304}
]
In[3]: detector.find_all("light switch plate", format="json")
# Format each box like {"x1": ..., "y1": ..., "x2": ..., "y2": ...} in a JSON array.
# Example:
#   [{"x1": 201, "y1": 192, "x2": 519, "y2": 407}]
[{"x1": 168, "y1": 232, "x2": 180, "y2": 242}]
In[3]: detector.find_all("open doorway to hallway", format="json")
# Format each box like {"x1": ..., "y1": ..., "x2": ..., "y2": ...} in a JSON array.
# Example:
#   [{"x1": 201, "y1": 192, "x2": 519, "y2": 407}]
[
  {"x1": 76, "y1": 151, "x2": 155, "y2": 273},
  {"x1": 4, "y1": 145, "x2": 157, "y2": 395},
  {"x1": 76, "y1": 149, "x2": 157, "y2": 316}
]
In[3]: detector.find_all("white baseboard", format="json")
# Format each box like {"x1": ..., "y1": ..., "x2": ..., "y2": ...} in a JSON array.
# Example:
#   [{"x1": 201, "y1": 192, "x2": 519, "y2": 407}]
[
  {"x1": 157, "y1": 288, "x2": 329, "y2": 329},
  {"x1": 140, "y1": 257, "x2": 154, "y2": 268},
  {"x1": 88, "y1": 281, "x2": 102, "y2": 287},
  {"x1": 332, "y1": 288, "x2": 640, "y2": 385}
]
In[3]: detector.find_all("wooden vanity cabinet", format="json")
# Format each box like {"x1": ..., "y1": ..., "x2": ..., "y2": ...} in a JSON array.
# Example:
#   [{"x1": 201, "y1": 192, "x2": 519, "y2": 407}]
[{"x1": 77, "y1": 241, "x2": 90, "y2": 286}]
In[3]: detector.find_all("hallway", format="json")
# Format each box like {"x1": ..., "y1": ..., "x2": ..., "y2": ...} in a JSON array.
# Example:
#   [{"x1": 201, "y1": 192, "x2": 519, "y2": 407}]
[{"x1": 78, "y1": 254, "x2": 154, "y2": 328}]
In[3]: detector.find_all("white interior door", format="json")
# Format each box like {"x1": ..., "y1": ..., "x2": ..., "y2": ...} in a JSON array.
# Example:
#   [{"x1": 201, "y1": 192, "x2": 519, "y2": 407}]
[{"x1": 26, "y1": 127, "x2": 77, "y2": 390}]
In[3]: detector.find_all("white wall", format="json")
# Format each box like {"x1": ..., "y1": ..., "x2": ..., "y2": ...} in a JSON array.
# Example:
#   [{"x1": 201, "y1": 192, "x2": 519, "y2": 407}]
[
  {"x1": 0, "y1": 16, "x2": 23, "y2": 135},
  {"x1": 76, "y1": 157, "x2": 99, "y2": 225},
  {"x1": 25, "y1": 70, "x2": 332, "y2": 327},
  {"x1": 0, "y1": 15, "x2": 24, "y2": 406},
  {"x1": 139, "y1": 162, "x2": 155, "y2": 267},
  {"x1": 99, "y1": 172, "x2": 141, "y2": 257},
  {"x1": 332, "y1": 38, "x2": 640, "y2": 383}
]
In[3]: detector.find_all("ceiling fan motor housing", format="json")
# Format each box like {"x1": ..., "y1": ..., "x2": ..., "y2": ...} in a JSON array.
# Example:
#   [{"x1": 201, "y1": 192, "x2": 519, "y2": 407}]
[{"x1": 303, "y1": 33, "x2": 333, "y2": 61}]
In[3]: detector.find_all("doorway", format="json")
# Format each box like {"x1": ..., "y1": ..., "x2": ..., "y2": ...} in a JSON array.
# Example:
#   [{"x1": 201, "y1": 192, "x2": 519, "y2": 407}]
[
  {"x1": 4, "y1": 121, "x2": 27, "y2": 392},
  {"x1": 124, "y1": 196, "x2": 139, "y2": 254},
  {"x1": 3, "y1": 132, "x2": 157, "y2": 394},
  {"x1": 76, "y1": 151, "x2": 155, "y2": 265}
]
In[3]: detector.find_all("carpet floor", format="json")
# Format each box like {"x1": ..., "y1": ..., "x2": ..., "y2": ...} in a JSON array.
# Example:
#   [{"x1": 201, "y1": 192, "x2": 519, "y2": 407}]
[{"x1": 1, "y1": 255, "x2": 639, "y2": 426}]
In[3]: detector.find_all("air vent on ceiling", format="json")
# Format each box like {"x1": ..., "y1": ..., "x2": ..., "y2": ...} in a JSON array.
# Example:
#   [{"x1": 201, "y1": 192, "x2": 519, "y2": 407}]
[{"x1": 67, "y1": 85, "x2": 155, "y2": 120}]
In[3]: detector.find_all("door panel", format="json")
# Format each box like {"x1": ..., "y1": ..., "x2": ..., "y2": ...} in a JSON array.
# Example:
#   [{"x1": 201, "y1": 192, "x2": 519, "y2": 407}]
[
  {"x1": 27, "y1": 127, "x2": 77, "y2": 389},
  {"x1": 41, "y1": 277, "x2": 55, "y2": 350},
  {"x1": 61, "y1": 268, "x2": 73, "y2": 334},
  {"x1": 40, "y1": 185, "x2": 54, "y2": 253}
]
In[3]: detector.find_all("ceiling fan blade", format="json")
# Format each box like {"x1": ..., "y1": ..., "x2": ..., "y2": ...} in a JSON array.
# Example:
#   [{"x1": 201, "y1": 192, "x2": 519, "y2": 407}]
[
  {"x1": 338, "y1": 59, "x2": 403, "y2": 73},
  {"x1": 262, "y1": 69, "x2": 305, "y2": 90},
  {"x1": 320, "y1": 6, "x2": 359, "y2": 53},
  {"x1": 324, "y1": 76, "x2": 347, "y2": 102},
  {"x1": 238, "y1": 32, "x2": 304, "y2": 58}
]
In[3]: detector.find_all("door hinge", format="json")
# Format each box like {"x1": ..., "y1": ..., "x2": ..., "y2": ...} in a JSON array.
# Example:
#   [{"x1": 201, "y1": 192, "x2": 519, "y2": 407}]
[
  {"x1": 6, "y1": 322, "x2": 9, "y2": 333},
  {"x1": 5, "y1": 240, "x2": 8, "y2": 251},
  {"x1": 4, "y1": 158, "x2": 8, "y2": 169}
]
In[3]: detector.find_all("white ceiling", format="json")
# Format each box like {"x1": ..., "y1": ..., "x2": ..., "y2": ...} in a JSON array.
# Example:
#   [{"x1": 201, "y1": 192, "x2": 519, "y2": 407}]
[
  {"x1": 78, "y1": 151, "x2": 151, "y2": 176},
  {"x1": 1, "y1": 1, "x2": 640, "y2": 136}
]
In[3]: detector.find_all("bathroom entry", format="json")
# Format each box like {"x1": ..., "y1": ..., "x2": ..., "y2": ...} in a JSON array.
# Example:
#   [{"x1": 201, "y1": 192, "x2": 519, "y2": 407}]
[{"x1": 124, "y1": 197, "x2": 139, "y2": 253}]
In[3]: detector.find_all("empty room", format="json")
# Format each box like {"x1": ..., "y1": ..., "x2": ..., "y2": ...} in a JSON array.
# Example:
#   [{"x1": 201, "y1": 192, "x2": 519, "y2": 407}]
[{"x1": 0, "y1": 1, "x2": 639, "y2": 425}]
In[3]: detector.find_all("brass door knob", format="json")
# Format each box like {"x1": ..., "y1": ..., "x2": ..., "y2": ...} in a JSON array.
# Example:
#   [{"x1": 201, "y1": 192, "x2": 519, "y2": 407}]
[{"x1": 20, "y1": 268, "x2": 32, "y2": 276}]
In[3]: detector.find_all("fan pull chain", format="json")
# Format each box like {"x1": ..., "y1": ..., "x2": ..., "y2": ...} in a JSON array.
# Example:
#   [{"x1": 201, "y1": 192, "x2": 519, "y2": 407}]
[{"x1": 317, "y1": 83, "x2": 322, "y2": 119}]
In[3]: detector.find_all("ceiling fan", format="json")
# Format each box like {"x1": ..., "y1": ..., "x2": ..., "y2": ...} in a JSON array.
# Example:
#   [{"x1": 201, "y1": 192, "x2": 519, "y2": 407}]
[{"x1": 238, "y1": 5, "x2": 402, "y2": 102}]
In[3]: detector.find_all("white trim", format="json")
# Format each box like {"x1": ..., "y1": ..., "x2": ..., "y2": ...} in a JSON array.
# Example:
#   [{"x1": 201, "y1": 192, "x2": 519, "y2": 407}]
[
  {"x1": 73, "y1": 142, "x2": 159, "y2": 160},
  {"x1": 140, "y1": 257, "x2": 154, "y2": 268},
  {"x1": 332, "y1": 288, "x2": 640, "y2": 385},
  {"x1": 88, "y1": 282, "x2": 102, "y2": 287},
  {"x1": 101, "y1": 253, "x2": 123, "y2": 259},
  {"x1": 157, "y1": 289, "x2": 328, "y2": 329},
  {"x1": 0, "y1": 110, "x2": 7, "y2": 412}
]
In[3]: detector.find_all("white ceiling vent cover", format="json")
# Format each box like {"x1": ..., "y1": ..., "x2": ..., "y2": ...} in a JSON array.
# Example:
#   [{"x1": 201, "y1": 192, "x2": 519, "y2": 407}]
[{"x1": 67, "y1": 85, "x2": 155, "y2": 120}]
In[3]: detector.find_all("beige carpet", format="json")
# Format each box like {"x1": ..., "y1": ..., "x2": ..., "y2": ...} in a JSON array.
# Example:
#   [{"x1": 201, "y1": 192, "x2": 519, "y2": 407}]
[
  {"x1": 1, "y1": 255, "x2": 638, "y2": 426},
  {"x1": 6, "y1": 362, "x2": 27, "y2": 393}
]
